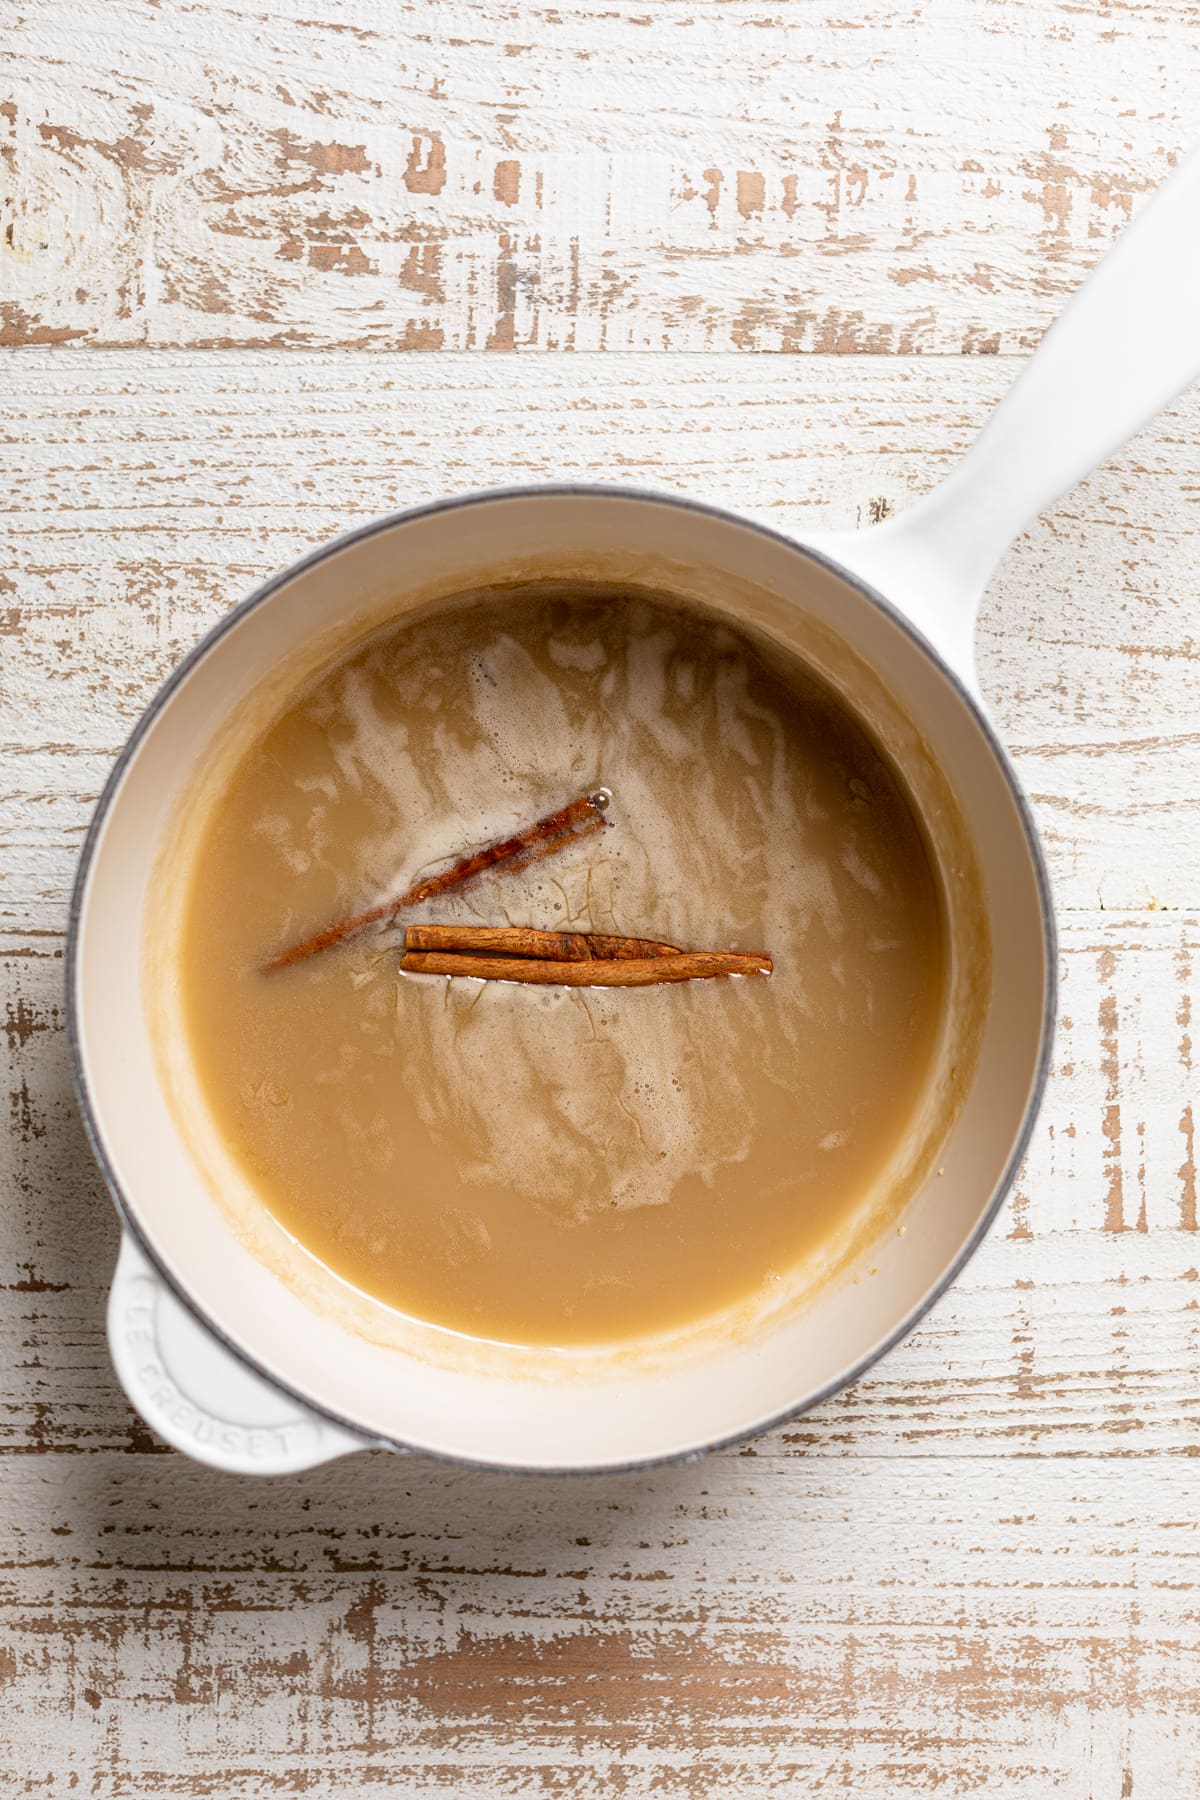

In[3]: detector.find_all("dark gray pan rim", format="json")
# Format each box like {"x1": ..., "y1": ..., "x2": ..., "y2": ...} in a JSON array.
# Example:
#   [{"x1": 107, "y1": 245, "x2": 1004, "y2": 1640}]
[{"x1": 66, "y1": 482, "x2": 1058, "y2": 1478}]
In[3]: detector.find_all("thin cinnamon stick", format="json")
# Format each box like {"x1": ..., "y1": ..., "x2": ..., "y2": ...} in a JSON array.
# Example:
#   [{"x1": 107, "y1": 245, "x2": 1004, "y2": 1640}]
[
  {"x1": 262, "y1": 792, "x2": 608, "y2": 974},
  {"x1": 404, "y1": 924, "x2": 683, "y2": 961},
  {"x1": 399, "y1": 950, "x2": 772, "y2": 987},
  {"x1": 476, "y1": 812, "x2": 605, "y2": 884}
]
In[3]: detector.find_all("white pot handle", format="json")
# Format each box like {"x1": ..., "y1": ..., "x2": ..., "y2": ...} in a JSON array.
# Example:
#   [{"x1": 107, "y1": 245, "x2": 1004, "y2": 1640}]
[
  {"x1": 107, "y1": 1233, "x2": 374, "y2": 1473},
  {"x1": 808, "y1": 141, "x2": 1200, "y2": 686}
]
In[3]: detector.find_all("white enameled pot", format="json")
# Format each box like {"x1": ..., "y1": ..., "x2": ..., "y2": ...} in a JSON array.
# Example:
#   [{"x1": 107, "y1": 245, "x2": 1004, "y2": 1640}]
[{"x1": 72, "y1": 146, "x2": 1200, "y2": 1476}]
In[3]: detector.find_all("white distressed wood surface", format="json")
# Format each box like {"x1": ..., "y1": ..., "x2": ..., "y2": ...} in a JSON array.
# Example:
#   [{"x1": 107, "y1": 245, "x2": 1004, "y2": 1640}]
[
  {"x1": 3, "y1": 0, "x2": 1199, "y2": 352},
  {"x1": 5, "y1": 2, "x2": 1200, "y2": 1790}
]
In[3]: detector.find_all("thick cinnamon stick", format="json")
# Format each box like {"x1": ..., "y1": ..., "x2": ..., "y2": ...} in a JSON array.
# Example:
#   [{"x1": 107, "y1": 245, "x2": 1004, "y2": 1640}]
[
  {"x1": 399, "y1": 950, "x2": 772, "y2": 987},
  {"x1": 404, "y1": 924, "x2": 683, "y2": 961},
  {"x1": 262, "y1": 792, "x2": 608, "y2": 973}
]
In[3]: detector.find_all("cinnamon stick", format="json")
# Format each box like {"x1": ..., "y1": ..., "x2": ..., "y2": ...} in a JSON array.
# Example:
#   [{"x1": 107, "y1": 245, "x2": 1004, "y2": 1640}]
[
  {"x1": 404, "y1": 924, "x2": 683, "y2": 961},
  {"x1": 262, "y1": 792, "x2": 608, "y2": 974},
  {"x1": 399, "y1": 950, "x2": 772, "y2": 987},
  {"x1": 475, "y1": 813, "x2": 606, "y2": 884}
]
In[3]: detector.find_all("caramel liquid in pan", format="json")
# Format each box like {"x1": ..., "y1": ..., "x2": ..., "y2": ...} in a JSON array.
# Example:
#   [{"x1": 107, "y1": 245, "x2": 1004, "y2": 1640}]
[{"x1": 180, "y1": 588, "x2": 946, "y2": 1347}]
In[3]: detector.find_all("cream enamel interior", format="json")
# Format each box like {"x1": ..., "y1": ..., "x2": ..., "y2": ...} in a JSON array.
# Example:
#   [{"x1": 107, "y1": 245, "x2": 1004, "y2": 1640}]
[{"x1": 73, "y1": 491, "x2": 1050, "y2": 1469}]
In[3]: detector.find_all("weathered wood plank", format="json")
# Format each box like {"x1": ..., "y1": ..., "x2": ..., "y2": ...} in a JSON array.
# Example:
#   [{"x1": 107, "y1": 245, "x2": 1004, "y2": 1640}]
[
  {"x1": 2, "y1": 0, "x2": 1198, "y2": 351},
  {"x1": 4, "y1": 352, "x2": 1200, "y2": 920},
  {"x1": 0, "y1": 1448, "x2": 1196, "y2": 1796}
]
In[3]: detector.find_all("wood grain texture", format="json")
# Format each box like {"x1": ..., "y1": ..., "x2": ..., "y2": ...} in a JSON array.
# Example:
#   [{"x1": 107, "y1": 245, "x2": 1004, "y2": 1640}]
[
  {"x1": 3, "y1": 349, "x2": 1200, "y2": 1792},
  {"x1": 3, "y1": 0, "x2": 1199, "y2": 352}
]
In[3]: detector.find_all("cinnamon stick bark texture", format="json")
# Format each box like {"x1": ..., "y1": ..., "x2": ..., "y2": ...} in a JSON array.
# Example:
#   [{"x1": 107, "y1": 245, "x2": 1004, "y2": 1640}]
[
  {"x1": 262, "y1": 793, "x2": 607, "y2": 973},
  {"x1": 404, "y1": 924, "x2": 683, "y2": 961},
  {"x1": 399, "y1": 951, "x2": 772, "y2": 986}
]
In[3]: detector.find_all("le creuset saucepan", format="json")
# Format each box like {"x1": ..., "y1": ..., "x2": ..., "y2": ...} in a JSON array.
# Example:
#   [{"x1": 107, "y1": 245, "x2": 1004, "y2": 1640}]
[{"x1": 71, "y1": 145, "x2": 1200, "y2": 1475}]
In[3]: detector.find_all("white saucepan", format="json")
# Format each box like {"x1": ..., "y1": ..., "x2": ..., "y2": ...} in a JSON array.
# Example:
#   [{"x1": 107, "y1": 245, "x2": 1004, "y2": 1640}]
[{"x1": 71, "y1": 146, "x2": 1200, "y2": 1475}]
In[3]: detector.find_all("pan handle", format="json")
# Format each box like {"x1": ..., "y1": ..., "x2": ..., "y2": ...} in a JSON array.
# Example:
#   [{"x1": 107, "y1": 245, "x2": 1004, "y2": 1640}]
[
  {"x1": 107, "y1": 1233, "x2": 375, "y2": 1473},
  {"x1": 807, "y1": 141, "x2": 1200, "y2": 688}
]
